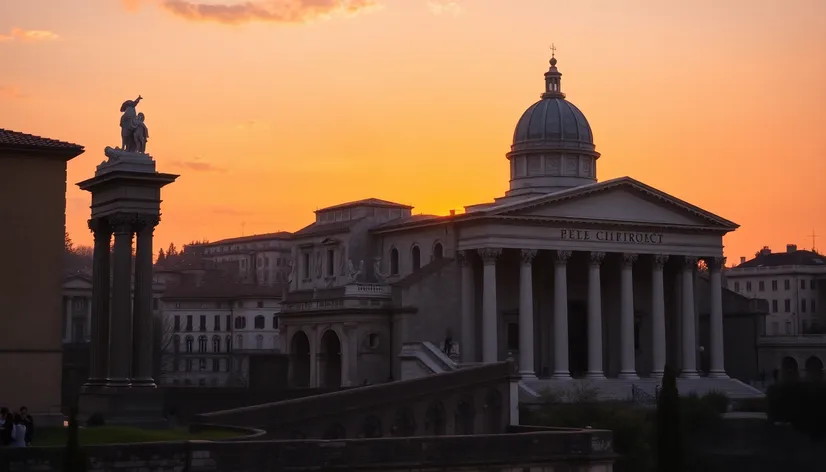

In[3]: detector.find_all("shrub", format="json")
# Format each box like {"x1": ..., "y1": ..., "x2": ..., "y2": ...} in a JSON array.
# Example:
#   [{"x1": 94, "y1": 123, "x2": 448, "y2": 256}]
[
  {"x1": 86, "y1": 413, "x2": 105, "y2": 427},
  {"x1": 656, "y1": 365, "x2": 683, "y2": 472},
  {"x1": 767, "y1": 380, "x2": 826, "y2": 439},
  {"x1": 700, "y1": 391, "x2": 730, "y2": 414},
  {"x1": 63, "y1": 406, "x2": 87, "y2": 472},
  {"x1": 733, "y1": 397, "x2": 766, "y2": 413}
]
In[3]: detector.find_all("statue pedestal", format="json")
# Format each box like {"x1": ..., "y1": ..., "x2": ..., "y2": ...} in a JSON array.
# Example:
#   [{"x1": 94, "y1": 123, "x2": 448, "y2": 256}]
[
  {"x1": 78, "y1": 387, "x2": 168, "y2": 429},
  {"x1": 96, "y1": 147, "x2": 157, "y2": 175}
]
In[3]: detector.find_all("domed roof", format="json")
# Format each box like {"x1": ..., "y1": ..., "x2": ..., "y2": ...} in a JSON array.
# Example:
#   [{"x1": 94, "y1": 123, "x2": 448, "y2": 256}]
[
  {"x1": 509, "y1": 53, "x2": 597, "y2": 155},
  {"x1": 512, "y1": 98, "x2": 593, "y2": 150}
]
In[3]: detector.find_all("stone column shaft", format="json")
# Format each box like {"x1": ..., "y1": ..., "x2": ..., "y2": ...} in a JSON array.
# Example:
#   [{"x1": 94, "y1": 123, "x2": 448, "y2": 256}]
[
  {"x1": 85, "y1": 218, "x2": 111, "y2": 387},
  {"x1": 586, "y1": 252, "x2": 605, "y2": 379},
  {"x1": 681, "y1": 257, "x2": 699, "y2": 378},
  {"x1": 132, "y1": 217, "x2": 158, "y2": 387},
  {"x1": 619, "y1": 253, "x2": 638, "y2": 379},
  {"x1": 86, "y1": 296, "x2": 92, "y2": 341},
  {"x1": 651, "y1": 255, "x2": 668, "y2": 378},
  {"x1": 552, "y1": 250, "x2": 571, "y2": 379},
  {"x1": 309, "y1": 328, "x2": 318, "y2": 388},
  {"x1": 479, "y1": 248, "x2": 501, "y2": 364},
  {"x1": 107, "y1": 215, "x2": 134, "y2": 387},
  {"x1": 518, "y1": 250, "x2": 537, "y2": 378},
  {"x1": 458, "y1": 251, "x2": 476, "y2": 363},
  {"x1": 64, "y1": 296, "x2": 73, "y2": 342},
  {"x1": 708, "y1": 257, "x2": 728, "y2": 378}
]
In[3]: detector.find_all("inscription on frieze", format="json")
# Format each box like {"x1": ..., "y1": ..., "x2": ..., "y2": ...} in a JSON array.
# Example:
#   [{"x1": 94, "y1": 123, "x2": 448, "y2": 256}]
[{"x1": 560, "y1": 229, "x2": 664, "y2": 244}]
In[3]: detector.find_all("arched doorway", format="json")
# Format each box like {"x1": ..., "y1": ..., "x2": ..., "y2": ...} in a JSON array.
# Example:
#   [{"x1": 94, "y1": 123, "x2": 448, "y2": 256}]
[
  {"x1": 391, "y1": 406, "x2": 417, "y2": 437},
  {"x1": 484, "y1": 389, "x2": 503, "y2": 434},
  {"x1": 319, "y1": 330, "x2": 342, "y2": 388},
  {"x1": 322, "y1": 423, "x2": 346, "y2": 439},
  {"x1": 781, "y1": 356, "x2": 799, "y2": 382},
  {"x1": 805, "y1": 356, "x2": 824, "y2": 381},
  {"x1": 289, "y1": 331, "x2": 311, "y2": 387},
  {"x1": 568, "y1": 300, "x2": 588, "y2": 377},
  {"x1": 454, "y1": 396, "x2": 475, "y2": 435},
  {"x1": 424, "y1": 401, "x2": 446, "y2": 436},
  {"x1": 360, "y1": 415, "x2": 382, "y2": 438}
]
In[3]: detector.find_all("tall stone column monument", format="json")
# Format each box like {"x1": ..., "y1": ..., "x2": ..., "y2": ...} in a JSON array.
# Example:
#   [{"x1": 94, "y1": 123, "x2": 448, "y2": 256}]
[{"x1": 76, "y1": 96, "x2": 178, "y2": 425}]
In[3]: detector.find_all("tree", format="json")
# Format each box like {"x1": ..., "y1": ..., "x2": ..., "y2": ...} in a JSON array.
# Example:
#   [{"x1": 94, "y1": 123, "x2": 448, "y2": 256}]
[
  {"x1": 153, "y1": 313, "x2": 178, "y2": 382},
  {"x1": 65, "y1": 231, "x2": 74, "y2": 253},
  {"x1": 167, "y1": 242, "x2": 178, "y2": 257},
  {"x1": 655, "y1": 364, "x2": 683, "y2": 472},
  {"x1": 157, "y1": 248, "x2": 166, "y2": 264}
]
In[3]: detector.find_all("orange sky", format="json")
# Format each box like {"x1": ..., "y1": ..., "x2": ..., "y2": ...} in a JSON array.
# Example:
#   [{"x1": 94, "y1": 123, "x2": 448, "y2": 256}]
[{"x1": 2, "y1": 0, "x2": 825, "y2": 262}]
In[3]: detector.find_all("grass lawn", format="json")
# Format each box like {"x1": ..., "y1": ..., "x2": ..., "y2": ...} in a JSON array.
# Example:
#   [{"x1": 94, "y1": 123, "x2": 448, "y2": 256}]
[{"x1": 33, "y1": 426, "x2": 243, "y2": 447}]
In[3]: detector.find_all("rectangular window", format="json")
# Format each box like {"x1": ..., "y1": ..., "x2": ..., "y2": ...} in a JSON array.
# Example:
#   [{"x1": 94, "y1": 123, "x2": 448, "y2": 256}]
[
  {"x1": 186, "y1": 359, "x2": 193, "y2": 372},
  {"x1": 759, "y1": 281, "x2": 765, "y2": 291},
  {"x1": 734, "y1": 282, "x2": 740, "y2": 292},
  {"x1": 186, "y1": 315, "x2": 193, "y2": 331},
  {"x1": 174, "y1": 315, "x2": 181, "y2": 332},
  {"x1": 784, "y1": 279, "x2": 791, "y2": 290},
  {"x1": 784, "y1": 299, "x2": 791, "y2": 312},
  {"x1": 811, "y1": 279, "x2": 816, "y2": 290},
  {"x1": 225, "y1": 314, "x2": 231, "y2": 330},
  {"x1": 213, "y1": 315, "x2": 220, "y2": 331},
  {"x1": 772, "y1": 300, "x2": 778, "y2": 313},
  {"x1": 212, "y1": 360, "x2": 220, "y2": 372},
  {"x1": 801, "y1": 299, "x2": 807, "y2": 313},
  {"x1": 772, "y1": 280, "x2": 778, "y2": 291},
  {"x1": 303, "y1": 252, "x2": 311, "y2": 278},
  {"x1": 813, "y1": 299, "x2": 817, "y2": 313},
  {"x1": 327, "y1": 249, "x2": 335, "y2": 277},
  {"x1": 506, "y1": 322, "x2": 519, "y2": 351},
  {"x1": 746, "y1": 281, "x2": 752, "y2": 291},
  {"x1": 199, "y1": 315, "x2": 206, "y2": 332},
  {"x1": 800, "y1": 279, "x2": 805, "y2": 290},
  {"x1": 771, "y1": 322, "x2": 779, "y2": 335},
  {"x1": 199, "y1": 359, "x2": 206, "y2": 371},
  {"x1": 272, "y1": 315, "x2": 279, "y2": 330},
  {"x1": 785, "y1": 321, "x2": 792, "y2": 335}
]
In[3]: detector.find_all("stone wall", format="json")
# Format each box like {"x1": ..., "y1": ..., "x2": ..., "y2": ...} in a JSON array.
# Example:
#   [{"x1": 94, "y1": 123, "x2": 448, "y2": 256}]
[{"x1": 2, "y1": 428, "x2": 615, "y2": 472}]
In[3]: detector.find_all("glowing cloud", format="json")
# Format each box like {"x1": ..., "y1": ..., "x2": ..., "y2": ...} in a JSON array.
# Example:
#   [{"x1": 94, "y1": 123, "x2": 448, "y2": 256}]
[
  {"x1": 0, "y1": 28, "x2": 60, "y2": 42},
  {"x1": 128, "y1": 0, "x2": 380, "y2": 24},
  {"x1": 171, "y1": 158, "x2": 227, "y2": 172},
  {"x1": 427, "y1": 0, "x2": 463, "y2": 16}
]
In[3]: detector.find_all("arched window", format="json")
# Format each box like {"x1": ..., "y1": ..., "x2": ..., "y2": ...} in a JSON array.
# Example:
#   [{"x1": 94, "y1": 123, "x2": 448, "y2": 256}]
[
  {"x1": 254, "y1": 315, "x2": 265, "y2": 329},
  {"x1": 390, "y1": 248, "x2": 400, "y2": 275},
  {"x1": 256, "y1": 334, "x2": 264, "y2": 349},
  {"x1": 411, "y1": 246, "x2": 421, "y2": 271},
  {"x1": 212, "y1": 335, "x2": 221, "y2": 352},
  {"x1": 433, "y1": 242, "x2": 444, "y2": 260},
  {"x1": 236, "y1": 334, "x2": 244, "y2": 350},
  {"x1": 172, "y1": 335, "x2": 181, "y2": 353},
  {"x1": 185, "y1": 335, "x2": 194, "y2": 353},
  {"x1": 272, "y1": 314, "x2": 279, "y2": 330},
  {"x1": 225, "y1": 335, "x2": 232, "y2": 352},
  {"x1": 198, "y1": 335, "x2": 208, "y2": 352}
]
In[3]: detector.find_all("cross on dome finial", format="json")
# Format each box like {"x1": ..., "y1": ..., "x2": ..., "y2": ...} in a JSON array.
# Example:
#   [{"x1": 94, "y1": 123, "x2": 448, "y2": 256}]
[
  {"x1": 541, "y1": 45, "x2": 564, "y2": 99},
  {"x1": 549, "y1": 43, "x2": 558, "y2": 66}
]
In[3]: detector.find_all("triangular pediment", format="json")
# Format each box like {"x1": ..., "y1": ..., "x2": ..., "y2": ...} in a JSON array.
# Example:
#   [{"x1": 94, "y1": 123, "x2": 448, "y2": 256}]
[
  {"x1": 64, "y1": 274, "x2": 92, "y2": 289},
  {"x1": 492, "y1": 177, "x2": 738, "y2": 229}
]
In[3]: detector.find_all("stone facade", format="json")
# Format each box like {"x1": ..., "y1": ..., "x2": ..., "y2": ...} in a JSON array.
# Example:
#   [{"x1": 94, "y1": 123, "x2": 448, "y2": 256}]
[{"x1": 0, "y1": 128, "x2": 84, "y2": 423}]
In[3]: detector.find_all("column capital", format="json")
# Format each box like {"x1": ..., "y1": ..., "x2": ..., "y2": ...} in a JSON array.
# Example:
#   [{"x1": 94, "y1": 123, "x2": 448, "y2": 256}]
[
  {"x1": 133, "y1": 214, "x2": 161, "y2": 233},
  {"x1": 520, "y1": 249, "x2": 538, "y2": 265},
  {"x1": 621, "y1": 253, "x2": 638, "y2": 267},
  {"x1": 681, "y1": 255, "x2": 698, "y2": 270},
  {"x1": 477, "y1": 248, "x2": 502, "y2": 265},
  {"x1": 653, "y1": 254, "x2": 669, "y2": 269},
  {"x1": 108, "y1": 214, "x2": 137, "y2": 234},
  {"x1": 554, "y1": 250, "x2": 572, "y2": 265},
  {"x1": 589, "y1": 251, "x2": 606, "y2": 267},
  {"x1": 88, "y1": 218, "x2": 112, "y2": 238},
  {"x1": 705, "y1": 256, "x2": 725, "y2": 271},
  {"x1": 456, "y1": 250, "x2": 471, "y2": 267}
]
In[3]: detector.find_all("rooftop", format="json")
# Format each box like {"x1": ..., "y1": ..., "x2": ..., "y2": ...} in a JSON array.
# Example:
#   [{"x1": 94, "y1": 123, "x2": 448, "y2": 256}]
[
  {"x1": 0, "y1": 128, "x2": 85, "y2": 157},
  {"x1": 316, "y1": 198, "x2": 413, "y2": 213},
  {"x1": 735, "y1": 247, "x2": 826, "y2": 269},
  {"x1": 196, "y1": 231, "x2": 293, "y2": 247}
]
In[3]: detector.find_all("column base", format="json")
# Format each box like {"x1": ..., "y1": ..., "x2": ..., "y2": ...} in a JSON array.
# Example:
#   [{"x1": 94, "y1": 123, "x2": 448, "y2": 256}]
[
  {"x1": 707, "y1": 371, "x2": 729, "y2": 379},
  {"x1": 680, "y1": 370, "x2": 700, "y2": 379},
  {"x1": 519, "y1": 371, "x2": 537, "y2": 380},
  {"x1": 105, "y1": 378, "x2": 132, "y2": 388},
  {"x1": 550, "y1": 372, "x2": 572, "y2": 380},
  {"x1": 650, "y1": 370, "x2": 664, "y2": 379},
  {"x1": 130, "y1": 378, "x2": 158, "y2": 388},
  {"x1": 584, "y1": 372, "x2": 606, "y2": 380},
  {"x1": 83, "y1": 378, "x2": 106, "y2": 388},
  {"x1": 618, "y1": 372, "x2": 639, "y2": 380}
]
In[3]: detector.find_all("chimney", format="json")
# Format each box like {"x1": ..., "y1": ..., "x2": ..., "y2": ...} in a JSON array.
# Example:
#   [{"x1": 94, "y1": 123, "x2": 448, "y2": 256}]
[
  {"x1": 787, "y1": 244, "x2": 797, "y2": 253},
  {"x1": 759, "y1": 247, "x2": 772, "y2": 256},
  {"x1": 740, "y1": 256, "x2": 746, "y2": 265},
  {"x1": 449, "y1": 209, "x2": 456, "y2": 216}
]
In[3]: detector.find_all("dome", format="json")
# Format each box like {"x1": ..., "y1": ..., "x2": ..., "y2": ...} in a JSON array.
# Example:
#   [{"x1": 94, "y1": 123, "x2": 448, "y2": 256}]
[
  {"x1": 511, "y1": 98, "x2": 594, "y2": 153},
  {"x1": 503, "y1": 51, "x2": 600, "y2": 198}
]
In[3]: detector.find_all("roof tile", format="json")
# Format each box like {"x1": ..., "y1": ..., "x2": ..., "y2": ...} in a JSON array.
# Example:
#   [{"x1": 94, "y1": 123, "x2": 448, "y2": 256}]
[{"x1": 0, "y1": 128, "x2": 84, "y2": 151}]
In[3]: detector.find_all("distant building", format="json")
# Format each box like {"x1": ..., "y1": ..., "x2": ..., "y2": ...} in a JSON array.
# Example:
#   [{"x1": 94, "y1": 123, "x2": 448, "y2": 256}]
[
  {"x1": 159, "y1": 276, "x2": 285, "y2": 387},
  {"x1": 1, "y1": 128, "x2": 84, "y2": 423},
  {"x1": 186, "y1": 232, "x2": 293, "y2": 286},
  {"x1": 727, "y1": 244, "x2": 826, "y2": 335}
]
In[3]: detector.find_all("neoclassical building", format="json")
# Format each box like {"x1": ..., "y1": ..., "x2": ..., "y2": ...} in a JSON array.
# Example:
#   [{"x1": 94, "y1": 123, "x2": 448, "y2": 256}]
[{"x1": 278, "y1": 54, "x2": 763, "y2": 399}]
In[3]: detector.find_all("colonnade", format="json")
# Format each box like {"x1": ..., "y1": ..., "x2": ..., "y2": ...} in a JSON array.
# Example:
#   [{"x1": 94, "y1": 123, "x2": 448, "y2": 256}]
[
  {"x1": 63, "y1": 295, "x2": 92, "y2": 343},
  {"x1": 458, "y1": 248, "x2": 727, "y2": 380},
  {"x1": 84, "y1": 213, "x2": 159, "y2": 388}
]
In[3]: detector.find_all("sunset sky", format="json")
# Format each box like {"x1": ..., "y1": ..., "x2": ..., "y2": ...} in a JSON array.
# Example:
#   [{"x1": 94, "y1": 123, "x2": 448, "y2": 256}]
[{"x1": 2, "y1": 0, "x2": 825, "y2": 262}]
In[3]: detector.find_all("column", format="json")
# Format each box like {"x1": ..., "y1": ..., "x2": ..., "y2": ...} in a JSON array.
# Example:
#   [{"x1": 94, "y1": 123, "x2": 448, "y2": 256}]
[
  {"x1": 650, "y1": 255, "x2": 668, "y2": 378},
  {"x1": 619, "y1": 253, "x2": 638, "y2": 379},
  {"x1": 132, "y1": 216, "x2": 159, "y2": 387},
  {"x1": 64, "y1": 296, "x2": 73, "y2": 343},
  {"x1": 681, "y1": 256, "x2": 699, "y2": 378},
  {"x1": 586, "y1": 252, "x2": 605, "y2": 379},
  {"x1": 707, "y1": 257, "x2": 728, "y2": 378},
  {"x1": 478, "y1": 248, "x2": 501, "y2": 364},
  {"x1": 85, "y1": 218, "x2": 112, "y2": 387},
  {"x1": 309, "y1": 326, "x2": 318, "y2": 387},
  {"x1": 107, "y1": 214, "x2": 134, "y2": 387},
  {"x1": 341, "y1": 323, "x2": 357, "y2": 387},
  {"x1": 458, "y1": 250, "x2": 476, "y2": 363},
  {"x1": 518, "y1": 249, "x2": 537, "y2": 378},
  {"x1": 552, "y1": 250, "x2": 572, "y2": 379},
  {"x1": 85, "y1": 296, "x2": 92, "y2": 342}
]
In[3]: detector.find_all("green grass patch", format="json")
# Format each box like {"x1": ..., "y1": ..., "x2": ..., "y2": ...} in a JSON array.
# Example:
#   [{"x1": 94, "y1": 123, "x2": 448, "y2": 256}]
[{"x1": 33, "y1": 426, "x2": 242, "y2": 447}]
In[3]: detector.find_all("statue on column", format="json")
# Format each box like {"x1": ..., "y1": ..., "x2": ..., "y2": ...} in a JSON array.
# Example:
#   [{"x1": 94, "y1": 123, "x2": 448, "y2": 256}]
[{"x1": 119, "y1": 95, "x2": 149, "y2": 154}]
